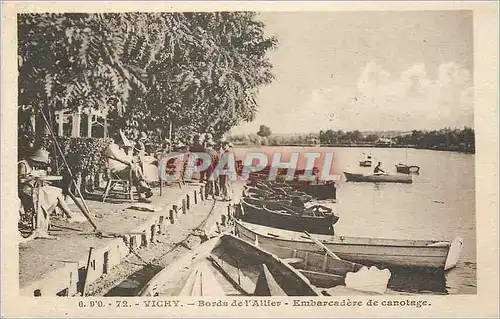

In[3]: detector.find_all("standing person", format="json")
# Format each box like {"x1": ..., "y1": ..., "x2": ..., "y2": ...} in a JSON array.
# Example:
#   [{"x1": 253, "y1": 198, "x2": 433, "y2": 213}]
[
  {"x1": 190, "y1": 134, "x2": 206, "y2": 182},
  {"x1": 134, "y1": 131, "x2": 148, "y2": 157},
  {"x1": 204, "y1": 140, "x2": 220, "y2": 198},
  {"x1": 18, "y1": 149, "x2": 87, "y2": 240},
  {"x1": 373, "y1": 161, "x2": 385, "y2": 174},
  {"x1": 219, "y1": 142, "x2": 236, "y2": 202}
]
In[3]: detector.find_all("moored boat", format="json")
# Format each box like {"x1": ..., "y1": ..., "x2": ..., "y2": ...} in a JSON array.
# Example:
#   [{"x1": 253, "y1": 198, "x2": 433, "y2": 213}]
[
  {"x1": 138, "y1": 234, "x2": 321, "y2": 296},
  {"x1": 234, "y1": 220, "x2": 463, "y2": 271},
  {"x1": 395, "y1": 163, "x2": 420, "y2": 174},
  {"x1": 359, "y1": 160, "x2": 372, "y2": 167},
  {"x1": 344, "y1": 172, "x2": 412, "y2": 183},
  {"x1": 241, "y1": 197, "x2": 337, "y2": 235}
]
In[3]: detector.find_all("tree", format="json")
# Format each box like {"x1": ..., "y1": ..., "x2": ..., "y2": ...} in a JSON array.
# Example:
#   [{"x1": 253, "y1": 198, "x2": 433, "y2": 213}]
[
  {"x1": 18, "y1": 12, "x2": 278, "y2": 145},
  {"x1": 257, "y1": 124, "x2": 272, "y2": 137}
]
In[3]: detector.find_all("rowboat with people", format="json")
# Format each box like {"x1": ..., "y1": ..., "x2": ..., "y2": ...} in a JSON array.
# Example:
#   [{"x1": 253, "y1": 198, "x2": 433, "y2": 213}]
[
  {"x1": 234, "y1": 220, "x2": 463, "y2": 271},
  {"x1": 138, "y1": 234, "x2": 322, "y2": 296},
  {"x1": 344, "y1": 172, "x2": 413, "y2": 183}
]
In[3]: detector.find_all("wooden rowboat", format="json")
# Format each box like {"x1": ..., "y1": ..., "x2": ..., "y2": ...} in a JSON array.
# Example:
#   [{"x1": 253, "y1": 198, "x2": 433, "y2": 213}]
[
  {"x1": 395, "y1": 164, "x2": 421, "y2": 174},
  {"x1": 234, "y1": 220, "x2": 463, "y2": 271},
  {"x1": 241, "y1": 197, "x2": 337, "y2": 235},
  {"x1": 138, "y1": 234, "x2": 321, "y2": 296},
  {"x1": 359, "y1": 160, "x2": 372, "y2": 167},
  {"x1": 344, "y1": 172, "x2": 412, "y2": 184},
  {"x1": 249, "y1": 176, "x2": 337, "y2": 201}
]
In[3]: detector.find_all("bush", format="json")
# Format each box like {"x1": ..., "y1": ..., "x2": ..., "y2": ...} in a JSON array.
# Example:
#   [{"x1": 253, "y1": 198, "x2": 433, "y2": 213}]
[{"x1": 36, "y1": 136, "x2": 112, "y2": 178}]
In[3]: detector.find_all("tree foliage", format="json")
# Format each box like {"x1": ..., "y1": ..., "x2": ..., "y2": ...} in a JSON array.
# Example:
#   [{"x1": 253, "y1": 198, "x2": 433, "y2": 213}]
[
  {"x1": 257, "y1": 124, "x2": 272, "y2": 137},
  {"x1": 18, "y1": 12, "x2": 277, "y2": 143}
]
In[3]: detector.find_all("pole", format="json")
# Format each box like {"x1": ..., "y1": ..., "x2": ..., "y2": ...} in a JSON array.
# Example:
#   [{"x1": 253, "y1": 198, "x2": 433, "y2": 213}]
[
  {"x1": 169, "y1": 121, "x2": 172, "y2": 152},
  {"x1": 40, "y1": 110, "x2": 98, "y2": 231}
]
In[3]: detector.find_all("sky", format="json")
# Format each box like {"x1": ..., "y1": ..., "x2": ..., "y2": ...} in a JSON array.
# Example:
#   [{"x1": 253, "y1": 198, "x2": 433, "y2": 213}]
[{"x1": 231, "y1": 11, "x2": 474, "y2": 135}]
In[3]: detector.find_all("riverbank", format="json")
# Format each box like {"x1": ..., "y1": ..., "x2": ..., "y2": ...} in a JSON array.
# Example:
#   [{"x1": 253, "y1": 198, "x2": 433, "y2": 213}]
[
  {"x1": 18, "y1": 181, "x2": 226, "y2": 297},
  {"x1": 230, "y1": 143, "x2": 474, "y2": 154}
]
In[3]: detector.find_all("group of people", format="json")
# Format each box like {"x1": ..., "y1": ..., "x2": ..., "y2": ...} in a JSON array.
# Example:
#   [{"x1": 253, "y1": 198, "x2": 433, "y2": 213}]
[
  {"x1": 104, "y1": 130, "x2": 238, "y2": 203},
  {"x1": 18, "y1": 149, "x2": 87, "y2": 241},
  {"x1": 17, "y1": 129, "x2": 236, "y2": 242}
]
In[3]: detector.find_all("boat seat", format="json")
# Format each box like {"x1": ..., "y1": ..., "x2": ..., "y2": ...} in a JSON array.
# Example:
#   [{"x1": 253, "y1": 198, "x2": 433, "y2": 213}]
[{"x1": 282, "y1": 257, "x2": 304, "y2": 265}]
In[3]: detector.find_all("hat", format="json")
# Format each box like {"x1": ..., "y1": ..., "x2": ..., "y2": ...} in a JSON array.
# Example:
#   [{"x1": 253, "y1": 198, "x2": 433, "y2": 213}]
[
  {"x1": 228, "y1": 142, "x2": 234, "y2": 148},
  {"x1": 139, "y1": 131, "x2": 147, "y2": 140},
  {"x1": 205, "y1": 133, "x2": 213, "y2": 140},
  {"x1": 30, "y1": 149, "x2": 50, "y2": 164},
  {"x1": 206, "y1": 140, "x2": 216, "y2": 147}
]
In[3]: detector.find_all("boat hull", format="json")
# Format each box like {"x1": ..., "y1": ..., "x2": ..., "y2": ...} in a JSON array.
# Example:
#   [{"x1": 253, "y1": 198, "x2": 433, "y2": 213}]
[
  {"x1": 235, "y1": 220, "x2": 462, "y2": 270},
  {"x1": 344, "y1": 172, "x2": 412, "y2": 183},
  {"x1": 241, "y1": 199, "x2": 336, "y2": 235},
  {"x1": 139, "y1": 234, "x2": 321, "y2": 296},
  {"x1": 289, "y1": 183, "x2": 337, "y2": 200}
]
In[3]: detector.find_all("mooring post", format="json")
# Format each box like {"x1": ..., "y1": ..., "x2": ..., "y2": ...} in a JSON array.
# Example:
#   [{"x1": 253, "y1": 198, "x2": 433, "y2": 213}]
[
  {"x1": 186, "y1": 194, "x2": 191, "y2": 211},
  {"x1": 169, "y1": 209, "x2": 175, "y2": 224},
  {"x1": 194, "y1": 190, "x2": 198, "y2": 205},
  {"x1": 150, "y1": 224, "x2": 156, "y2": 243},
  {"x1": 158, "y1": 216, "x2": 165, "y2": 234},
  {"x1": 129, "y1": 236, "x2": 137, "y2": 251},
  {"x1": 182, "y1": 198, "x2": 187, "y2": 214},
  {"x1": 141, "y1": 231, "x2": 148, "y2": 248},
  {"x1": 200, "y1": 186, "x2": 204, "y2": 201}
]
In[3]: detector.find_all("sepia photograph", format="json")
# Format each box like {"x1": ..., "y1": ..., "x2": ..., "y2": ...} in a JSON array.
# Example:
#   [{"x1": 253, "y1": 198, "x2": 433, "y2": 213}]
[{"x1": 1, "y1": 1, "x2": 498, "y2": 318}]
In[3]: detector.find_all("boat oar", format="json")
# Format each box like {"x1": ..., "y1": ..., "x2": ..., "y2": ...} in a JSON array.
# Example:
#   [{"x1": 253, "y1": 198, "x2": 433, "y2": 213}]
[{"x1": 303, "y1": 231, "x2": 390, "y2": 294}]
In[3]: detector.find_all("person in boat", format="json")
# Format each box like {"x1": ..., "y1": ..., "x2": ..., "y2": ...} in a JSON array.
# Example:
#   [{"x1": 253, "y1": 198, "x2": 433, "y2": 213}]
[
  {"x1": 105, "y1": 134, "x2": 154, "y2": 203},
  {"x1": 18, "y1": 149, "x2": 87, "y2": 240},
  {"x1": 373, "y1": 161, "x2": 385, "y2": 174}
]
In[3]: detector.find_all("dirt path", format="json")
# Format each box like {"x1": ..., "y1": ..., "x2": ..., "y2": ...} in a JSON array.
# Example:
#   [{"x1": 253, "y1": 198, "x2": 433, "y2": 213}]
[{"x1": 85, "y1": 199, "x2": 231, "y2": 296}]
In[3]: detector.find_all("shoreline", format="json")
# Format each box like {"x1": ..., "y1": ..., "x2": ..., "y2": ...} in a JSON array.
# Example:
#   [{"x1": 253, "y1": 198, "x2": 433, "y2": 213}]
[{"x1": 229, "y1": 144, "x2": 475, "y2": 154}]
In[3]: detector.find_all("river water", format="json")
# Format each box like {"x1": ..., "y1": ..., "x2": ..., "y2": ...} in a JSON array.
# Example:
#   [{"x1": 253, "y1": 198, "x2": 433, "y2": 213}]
[{"x1": 234, "y1": 146, "x2": 476, "y2": 295}]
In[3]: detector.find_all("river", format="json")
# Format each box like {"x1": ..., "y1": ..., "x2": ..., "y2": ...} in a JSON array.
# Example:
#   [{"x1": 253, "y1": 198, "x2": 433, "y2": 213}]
[{"x1": 234, "y1": 146, "x2": 476, "y2": 295}]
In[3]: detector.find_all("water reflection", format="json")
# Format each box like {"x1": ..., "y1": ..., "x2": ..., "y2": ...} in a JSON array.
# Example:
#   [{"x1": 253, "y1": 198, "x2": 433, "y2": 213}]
[{"x1": 388, "y1": 267, "x2": 447, "y2": 295}]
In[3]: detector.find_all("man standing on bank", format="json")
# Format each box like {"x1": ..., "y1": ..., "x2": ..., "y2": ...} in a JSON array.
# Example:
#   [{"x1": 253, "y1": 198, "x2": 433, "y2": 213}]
[{"x1": 219, "y1": 141, "x2": 236, "y2": 202}]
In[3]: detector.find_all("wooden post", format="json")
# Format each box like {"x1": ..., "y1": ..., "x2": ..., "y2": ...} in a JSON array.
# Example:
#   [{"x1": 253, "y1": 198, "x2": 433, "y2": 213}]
[
  {"x1": 87, "y1": 110, "x2": 93, "y2": 137},
  {"x1": 186, "y1": 194, "x2": 190, "y2": 211},
  {"x1": 158, "y1": 216, "x2": 165, "y2": 234},
  {"x1": 103, "y1": 113, "x2": 108, "y2": 137},
  {"x1": 194, "y1": 190, "x2": 198, "y2": 205},
  {"x1": 141, "y1": 231, "x2": 148, "y2": 247},
  {"x1": 150, "y1": 224, "x2": 156, "y2": 243},
  {"x1": 182, "y1": 199, "x2": 187, "y2": 214},
  {"x1": 200, "y1": 186, "x2": 205, "y2": 201},
  {"x1": 169, "y1": 209, "x2": 175, "y2": 224},
  {"x1": 57, "y1": 110, "x2": 64, "y2": 136},
  {"x1": 71, "y1": 110, "x2": 81, "y2": 137},
  {"x1": 129, "y1": 236, "x2": 137, "y2": 251}
]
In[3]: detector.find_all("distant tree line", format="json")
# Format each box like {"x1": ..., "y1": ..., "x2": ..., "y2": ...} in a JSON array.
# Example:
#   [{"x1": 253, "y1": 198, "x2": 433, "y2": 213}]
[
  {"x1": 228, "y1": 126, "x2": 475, "y2": 154},
  {"x1": 393, "y1": 127, "x2": 475, "y2": 153}
]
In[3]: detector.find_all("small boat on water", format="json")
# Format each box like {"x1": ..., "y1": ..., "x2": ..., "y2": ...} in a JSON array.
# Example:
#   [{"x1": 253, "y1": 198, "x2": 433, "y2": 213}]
[
  {"x1": 234, "y1": 220, "x2": 463, "y2": 271},
  {"x1": 344, "y1": 172, "x2": 412, "y2": 183},
  {"x1": 138, "y1": 234, "x2": 321, "y2": 296},
  {"x1": 395, "y1": 163, "x2": 420, "y2": 174},
  {"x1": 241, "y1": 197, "x2": 338, "y2": 235},
  {"x1": 359, "y1": 160, "x2": 372, "y2": 167}
]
